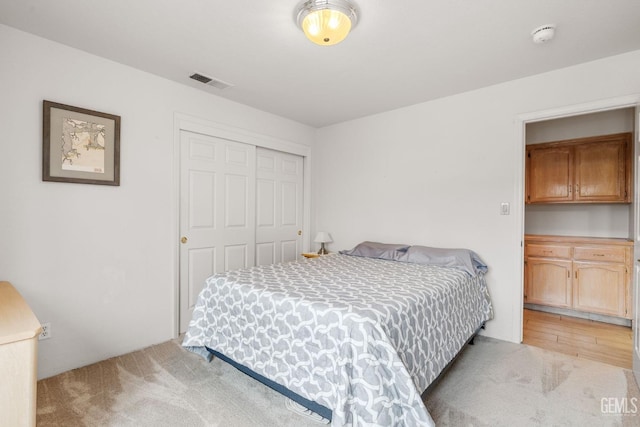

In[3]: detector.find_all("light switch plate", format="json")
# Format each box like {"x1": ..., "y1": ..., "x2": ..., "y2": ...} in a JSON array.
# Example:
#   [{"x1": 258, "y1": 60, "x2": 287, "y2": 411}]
[{"x1": 500, "y1": 202, "x2": 510, "y2": 215}]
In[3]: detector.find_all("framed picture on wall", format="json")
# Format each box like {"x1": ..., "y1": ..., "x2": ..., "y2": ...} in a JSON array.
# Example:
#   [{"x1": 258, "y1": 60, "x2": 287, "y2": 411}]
[{"x1": 42, "y1": 100, "x2": 120, "y2": 186}]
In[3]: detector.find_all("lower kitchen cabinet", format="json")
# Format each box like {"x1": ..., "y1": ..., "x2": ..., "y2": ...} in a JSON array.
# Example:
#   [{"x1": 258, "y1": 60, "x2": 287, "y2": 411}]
[{"x1": 524, "y1": 235, "x2": 632, "y2": 319}]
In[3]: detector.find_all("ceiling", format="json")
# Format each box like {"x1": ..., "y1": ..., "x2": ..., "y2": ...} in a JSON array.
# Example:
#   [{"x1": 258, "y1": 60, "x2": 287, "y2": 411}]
[{"x1": 2, "y1": 1, "x2": 640, "y2": 128}]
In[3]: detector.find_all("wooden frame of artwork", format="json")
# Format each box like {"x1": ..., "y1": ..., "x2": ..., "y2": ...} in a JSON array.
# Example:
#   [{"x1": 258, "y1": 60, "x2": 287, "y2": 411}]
[{"x1": 42, "y1": 100, "x2": 120, "y2": 186}]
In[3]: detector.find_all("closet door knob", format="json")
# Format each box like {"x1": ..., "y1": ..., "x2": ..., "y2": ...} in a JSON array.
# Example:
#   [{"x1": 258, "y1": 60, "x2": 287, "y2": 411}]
[{"x1": 181, "y1": 237, "x2": 188, "y2": 244}]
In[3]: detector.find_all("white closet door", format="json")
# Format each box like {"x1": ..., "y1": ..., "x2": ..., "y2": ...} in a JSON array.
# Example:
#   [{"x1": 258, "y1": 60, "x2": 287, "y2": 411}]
[
  {"x1": 179, "y1": 130, "x2": 256, "y2": 332},
  {"x1": 255, "y1": 148, "x2": 304, "y2": 266}
]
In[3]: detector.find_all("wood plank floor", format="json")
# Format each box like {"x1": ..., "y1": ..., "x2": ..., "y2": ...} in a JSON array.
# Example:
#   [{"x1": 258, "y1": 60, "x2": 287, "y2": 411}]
[{"x1": 522, "y1": 308, "x2": 632, "y2": 369}]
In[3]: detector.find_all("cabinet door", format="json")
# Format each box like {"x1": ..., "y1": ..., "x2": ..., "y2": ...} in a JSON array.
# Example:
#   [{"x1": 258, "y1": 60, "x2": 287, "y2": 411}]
[
  {"x1": 527, "y1": 146, "x2": 573, "y2": 203},
  {"x1": 525, "y1": 258, "x2": 572, "y2": 308},
  {"x1": 574, "y1": 140, "x2": 627, "y2": 202},
  {"x1": 573, "y1": 262, "x2": 626, "y2": 317}
]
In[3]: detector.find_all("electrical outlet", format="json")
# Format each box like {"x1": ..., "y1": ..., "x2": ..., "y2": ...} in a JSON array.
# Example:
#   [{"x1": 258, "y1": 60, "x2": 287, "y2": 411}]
[{"x1": 39, "y1": 322, "x2": 51, "y2": 340}]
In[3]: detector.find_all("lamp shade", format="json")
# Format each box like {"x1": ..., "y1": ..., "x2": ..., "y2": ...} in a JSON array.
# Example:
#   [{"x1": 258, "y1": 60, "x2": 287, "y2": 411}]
[
  {"x1": 314, "y1": 231, "x2": 333, "y2": 243},
  {"x1": 296, "y1": 0, "x2": 358, "y2": 46}
]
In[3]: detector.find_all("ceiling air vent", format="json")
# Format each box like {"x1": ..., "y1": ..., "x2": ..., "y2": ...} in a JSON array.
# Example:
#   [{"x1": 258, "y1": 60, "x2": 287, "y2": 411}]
[{"x1": 189, "y1": 73, "x2": 234, "y2": 90}]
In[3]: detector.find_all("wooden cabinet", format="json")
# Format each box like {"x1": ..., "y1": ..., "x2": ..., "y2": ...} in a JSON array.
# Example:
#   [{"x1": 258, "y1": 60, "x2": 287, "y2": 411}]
[
  {"x1": 525, "y1": 257, "x2": 572, "y2": 308},
  {"x1": 527, "y1": 145, "x2": 573, "y2": 203},
  {"x1": 0, "y1": 281, "x2": 42, "y2": 427},
  {"x1": 573, "y1": 262, "x2": 626, "y2": 317},
  {"x1": 524, "y1": 235, "x2": 632, "y2": 319},
  {"x1": 526, "y1": 133, "x2": 631, "y2": 204}
]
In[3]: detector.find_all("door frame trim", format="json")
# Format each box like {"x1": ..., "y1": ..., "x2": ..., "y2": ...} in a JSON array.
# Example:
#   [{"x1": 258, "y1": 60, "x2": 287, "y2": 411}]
[
  {"x1": 172, "y1": 113, "x2": 312, "y2": 337},
  {"x1": 514, "y1": 94, "x2": 640, "y2": 344}
]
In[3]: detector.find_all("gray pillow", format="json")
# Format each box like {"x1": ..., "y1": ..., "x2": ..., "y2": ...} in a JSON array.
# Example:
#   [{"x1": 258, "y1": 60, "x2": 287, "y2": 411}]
[
  {"x1": 397, "y1": 245, "x2": 488, "y2": 276},
  {"x1": 340, "y1": 241, "x2": 410, "y2": 260}
]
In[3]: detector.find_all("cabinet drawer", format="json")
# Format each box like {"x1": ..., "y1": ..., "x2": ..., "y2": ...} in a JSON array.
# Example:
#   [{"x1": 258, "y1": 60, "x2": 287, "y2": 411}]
[
  {"x1": 573, "y1": 246, "x2": 626, "y2": 263},
  {"x1": 525, "y1": 244, "x2": 572, "y2": 259}
]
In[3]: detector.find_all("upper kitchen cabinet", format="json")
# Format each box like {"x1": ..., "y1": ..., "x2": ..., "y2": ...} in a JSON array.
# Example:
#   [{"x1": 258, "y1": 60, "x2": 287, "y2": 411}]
[{"x1": 526, "y1": 132, "x2": 631, "y2": 204}]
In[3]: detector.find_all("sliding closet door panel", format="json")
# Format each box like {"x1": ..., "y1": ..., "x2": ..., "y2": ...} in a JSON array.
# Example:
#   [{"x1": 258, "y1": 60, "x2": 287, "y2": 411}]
[
  {"x1": 281, "y1": 240, "x2": 298, "y2": 262},
  {"x1": 179, "y1": 130, "x2": 256, "y2": 332},
  {"x1": 188, "y1": 248, "x2": 215, "y2": 309},
  {"x1": 281, "y1": 182, "x2": 297, "y2": 225},
  {"x1": 224, "y1": 244, "x2": 249, "y2": 271},
  {"x1": 225, "y1": 174, "x2": 250, "y2": 227},
  {"x1": 256, "y1": 242, "x2": 275, "y2": 266},
  {"x1": 280, "y1": 179, "x2": 300, "y2": 260},
  {"x1": 189, "y1": 171, "x2": 215, "y2": 228},
  {"x1": 180, "y1": 133, "x2": 303, "y2": 332},
  {"x1": 255, "y1": 147, "x2": 303, "y2": 265},
  {"x1": 256, "y1": 179, "x2": 276, "y2": 227}
]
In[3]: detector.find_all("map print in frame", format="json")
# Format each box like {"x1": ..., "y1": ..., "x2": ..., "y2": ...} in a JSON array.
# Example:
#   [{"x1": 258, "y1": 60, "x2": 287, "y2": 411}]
[
  {"x1": 61, "y1": 118, "x2": 106, "y2": 173},
  {"x1": 43, "y1": 100, "x2": 120, "y2": 186}
]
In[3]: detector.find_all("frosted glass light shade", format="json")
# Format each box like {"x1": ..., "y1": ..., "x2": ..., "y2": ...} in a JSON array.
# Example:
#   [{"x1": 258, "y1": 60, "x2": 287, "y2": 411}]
[
  {"x1": 302, "y1": 9, "x2": 351, "y2": 45},
  {"x1": 296, "y1": 0, "x2": 358, "y2": 46},
  {"x1": 314, "y1": 231, "x2": 333, "y2": 243}
]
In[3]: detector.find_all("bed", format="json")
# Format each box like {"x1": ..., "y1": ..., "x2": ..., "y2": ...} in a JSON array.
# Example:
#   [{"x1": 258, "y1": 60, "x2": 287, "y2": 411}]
[{"x1": 182, "y1": 242, "x2": 493, "y2": 426}]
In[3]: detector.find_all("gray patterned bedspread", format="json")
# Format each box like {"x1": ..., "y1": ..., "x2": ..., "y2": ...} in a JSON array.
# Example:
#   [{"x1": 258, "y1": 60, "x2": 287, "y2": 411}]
[{"x1": 183, "y1": 254, "x2": 493, "y2": 426}]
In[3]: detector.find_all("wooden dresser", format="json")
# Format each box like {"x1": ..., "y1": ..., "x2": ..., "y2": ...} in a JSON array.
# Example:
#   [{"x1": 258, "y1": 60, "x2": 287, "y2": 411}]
[
  {"x1": 0, "y1": 281, "x2": 42, "y2": 427},
  {"x1": 524, "y1": 235, "x2": 633, "y2": 319}
]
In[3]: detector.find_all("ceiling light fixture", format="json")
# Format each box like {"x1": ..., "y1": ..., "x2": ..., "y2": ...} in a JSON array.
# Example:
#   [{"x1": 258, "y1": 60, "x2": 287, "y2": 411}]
[{"x1": 296, "y1": 0, "x2": 358, "y2": 46}]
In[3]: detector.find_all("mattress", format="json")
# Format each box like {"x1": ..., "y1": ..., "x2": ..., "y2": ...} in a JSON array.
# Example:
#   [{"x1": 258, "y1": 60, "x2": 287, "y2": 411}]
[{"x1": 183, "y1": 253, "x2": 493, "y2": 426}]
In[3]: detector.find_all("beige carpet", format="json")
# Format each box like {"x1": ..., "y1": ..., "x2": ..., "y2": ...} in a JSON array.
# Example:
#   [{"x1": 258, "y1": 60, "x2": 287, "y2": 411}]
[
  {"x1": 423, "y1": 337, "x2": 640, "y2": 427},
  {"x1": 37, "y1": 336, "x2": 640, "y2": 426},
  {"x1": 36, "y1": 339, "x2": 324, "y2": 427}
]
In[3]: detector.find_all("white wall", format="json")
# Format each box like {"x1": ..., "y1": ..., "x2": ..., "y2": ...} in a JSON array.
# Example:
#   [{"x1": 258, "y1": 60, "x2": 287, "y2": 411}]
[
  {"x1": 314, "y1": 50, "x2": 640, "y2": 343},
  {"x1": 0, "y1": 24, "x2": 315, "y2": 379},
  {"x1": 525, "y1": 204, "x2": 631, "y2": 238}
]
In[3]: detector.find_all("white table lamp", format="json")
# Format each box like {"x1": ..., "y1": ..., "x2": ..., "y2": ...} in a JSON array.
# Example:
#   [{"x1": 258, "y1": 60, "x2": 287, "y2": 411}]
[{"x1": 314, "y1": 232, "x2": 333, "y2": 255}]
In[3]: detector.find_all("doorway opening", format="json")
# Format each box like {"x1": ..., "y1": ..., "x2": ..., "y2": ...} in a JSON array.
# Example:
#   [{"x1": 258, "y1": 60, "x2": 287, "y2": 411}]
[{"x1": 519, "y1": 103, "x2": 637, "y2": 370}]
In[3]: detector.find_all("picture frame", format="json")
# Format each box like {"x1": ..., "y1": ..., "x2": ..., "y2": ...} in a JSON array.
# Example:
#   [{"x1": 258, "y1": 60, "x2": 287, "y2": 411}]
[{"x1": 43, "y1": 100, "x2": 120, "y2": 186}]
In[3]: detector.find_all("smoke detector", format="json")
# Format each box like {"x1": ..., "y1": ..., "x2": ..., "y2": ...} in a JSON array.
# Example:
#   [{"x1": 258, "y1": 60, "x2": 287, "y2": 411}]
[{"x1": 531, "y1": 25, "x2": 556, "y2": 44}]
